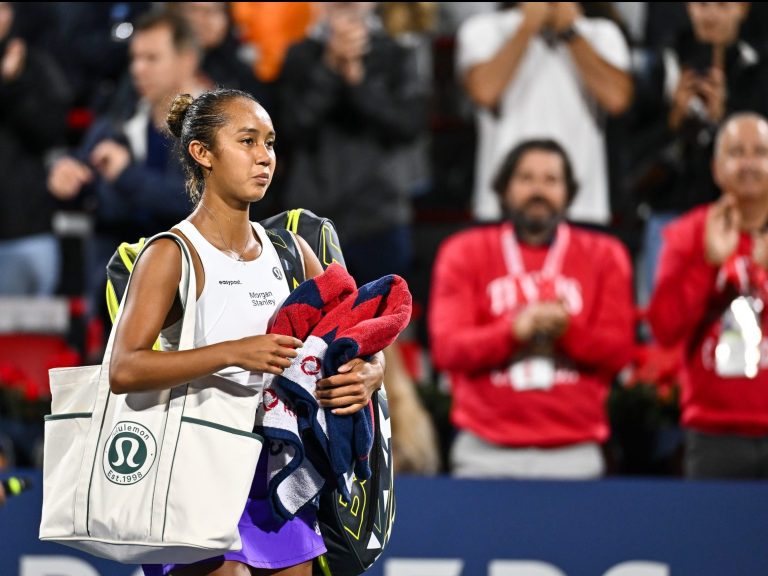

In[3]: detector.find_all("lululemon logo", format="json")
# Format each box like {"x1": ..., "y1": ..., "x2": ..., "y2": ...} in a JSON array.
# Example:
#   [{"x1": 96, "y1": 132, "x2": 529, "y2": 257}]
[
  {"x1": 103, "y1": 421, "x2": 156, "y2": 485},
  {"x1": 272, "y1": 266, "x2": 283, "y2": 280}
]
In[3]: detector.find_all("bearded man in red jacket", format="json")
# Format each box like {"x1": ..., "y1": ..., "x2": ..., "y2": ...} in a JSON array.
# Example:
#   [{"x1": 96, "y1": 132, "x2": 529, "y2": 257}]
[
  {"x1": 429, "y1": 139, "x2": 635, "y2": 479},
  {"x1": 648, "y1": 112, "x2": 768, "y2": 479}
]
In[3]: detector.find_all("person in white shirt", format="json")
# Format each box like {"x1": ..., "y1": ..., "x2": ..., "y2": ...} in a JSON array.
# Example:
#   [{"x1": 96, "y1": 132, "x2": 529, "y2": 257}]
[{"x1": 457, "y1": 2, "x2": 633, "y2": 225}]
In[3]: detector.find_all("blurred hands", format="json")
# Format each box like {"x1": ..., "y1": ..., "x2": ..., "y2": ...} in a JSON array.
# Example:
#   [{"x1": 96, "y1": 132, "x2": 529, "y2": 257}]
[
  {"x1": 48, "y1": 157, "x2": 93, "y2": 200},
  {"x1": 90, "y1": 140, "x2": 131, "y2": 183},
  {"x1": 323, "y1": 6, "x2": 370, "y2": 85},
  {"x1": 695, "y1": 67, "x2": 726, "y2": 123},
  {"x1": 513, "y1": 300, "x2": 570, "y2": 343},
  {"x1": 550, "y1": 2, "x2": 582, "y2": 33},
  {"x1": 48, "y1": 140, "x2": 132, "y2": 200},
  {"x1": 705, "y1": 194, "x2": 740, "y2": 265},
  {"x1": 519, "y1": 2, "x2": 551, "y2": 34},
  {"x1": 670, "y1": 67, "x2": 726, "y2": 130},
  {"x1": 1, "y1": 37, "x2": 25, "y2": 82}
]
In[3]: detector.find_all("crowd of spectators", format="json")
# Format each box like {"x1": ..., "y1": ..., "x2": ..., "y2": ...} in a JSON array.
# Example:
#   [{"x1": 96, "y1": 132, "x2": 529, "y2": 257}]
[{"x1": 2, "y1": 1, "x2": 768, "y2": 481}]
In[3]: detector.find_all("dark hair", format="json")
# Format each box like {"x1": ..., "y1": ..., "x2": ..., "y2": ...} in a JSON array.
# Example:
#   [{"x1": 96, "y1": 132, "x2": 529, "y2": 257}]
[
  {"x1": 491, "y1": 139, "x2": 579, "y2": 203},
  {"x1": 166, "y1": 88, "x2": 260, "y2": 203},
  {"x1": 134, "y1": 8, "x2": 199, "y2": 55}
]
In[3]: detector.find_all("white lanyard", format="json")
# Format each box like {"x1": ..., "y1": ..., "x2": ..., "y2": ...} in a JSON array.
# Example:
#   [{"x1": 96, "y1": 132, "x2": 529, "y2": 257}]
[
  {"x1": 500, "y1": 222, "x2": 570, "y2": 391},
  {"x1": 501, "y1": 221, "x2": 570, "y2": 281}
]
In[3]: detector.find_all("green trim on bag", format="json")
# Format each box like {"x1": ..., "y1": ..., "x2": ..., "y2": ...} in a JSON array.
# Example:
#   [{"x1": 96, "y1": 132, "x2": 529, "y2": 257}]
[
  {"x1": 316, "y1": 554, "x2": 333, "y2": 576},
  {"x1": 180, "y1": 417, "x2": 264, "y2": 441},
  {"x1": 287, "y1": 208, "x2": 301, "y2": 233},
  {"x1": 44, "y1": 412, "x2": 93, "y2": 421},
  {"x1": 162, "y1": 385, "x2": 188, "y2": 542}
]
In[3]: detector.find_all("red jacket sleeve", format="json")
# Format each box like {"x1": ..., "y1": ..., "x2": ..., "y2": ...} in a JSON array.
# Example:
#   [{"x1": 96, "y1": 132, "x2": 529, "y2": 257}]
[
  {"x1": 558, "y1": 238, "x2": 636, "y2": 373},
  {"x1": 647, "y1": 211, "x2": 719, "y2": 346},
  {"x1": 428, "y1": 235, "x2": 521, "y2": 372}
]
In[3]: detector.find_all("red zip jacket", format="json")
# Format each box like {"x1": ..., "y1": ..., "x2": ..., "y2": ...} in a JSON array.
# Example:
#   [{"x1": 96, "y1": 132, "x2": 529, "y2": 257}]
[
  {"x1": 648, "y1": 206, "x2": 768, "y2": 436},
  {"x1": 428, "y1": 223, "x2": 634, "y2": 447}
]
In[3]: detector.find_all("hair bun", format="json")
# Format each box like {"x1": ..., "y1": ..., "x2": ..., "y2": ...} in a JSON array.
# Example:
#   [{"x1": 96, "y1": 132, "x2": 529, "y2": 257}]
[{"x1": 166, "y1": 94, "x2": 195, "y2": 138}]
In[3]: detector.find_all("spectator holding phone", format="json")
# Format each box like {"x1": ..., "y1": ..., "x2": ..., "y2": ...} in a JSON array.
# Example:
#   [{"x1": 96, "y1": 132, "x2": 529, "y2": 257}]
[{"x1": 637, "y1": 2, "x2": 768, "y2": 303}]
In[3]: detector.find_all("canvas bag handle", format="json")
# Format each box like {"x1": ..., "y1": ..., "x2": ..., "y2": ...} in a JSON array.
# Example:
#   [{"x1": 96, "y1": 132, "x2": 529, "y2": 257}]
[{"x1": 73, "y1": 232, "x2": 196, "y2": 535}]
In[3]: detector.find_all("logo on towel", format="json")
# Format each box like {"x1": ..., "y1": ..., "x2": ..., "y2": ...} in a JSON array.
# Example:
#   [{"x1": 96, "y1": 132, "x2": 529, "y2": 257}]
[
  {"x1": 103, "y1": 421, "x2": 157, "y2": 485},
  {"x1": 263, "y1": 388, "x2": 280, "y2": 411},
  {"x1": 301, "y1": 356, "x2": 322, "y2": 376}
]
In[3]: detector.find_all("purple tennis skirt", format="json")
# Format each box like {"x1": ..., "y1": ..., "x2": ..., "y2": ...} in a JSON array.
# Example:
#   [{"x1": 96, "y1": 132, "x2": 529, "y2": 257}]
[{"x1": 142, "y1": 449, "x2": 326, "y2": 575}]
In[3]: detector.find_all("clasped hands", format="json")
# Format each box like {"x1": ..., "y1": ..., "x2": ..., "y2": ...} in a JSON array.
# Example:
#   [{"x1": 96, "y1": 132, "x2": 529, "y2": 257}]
[
  {"x1": 48, "y1": 139, "x2": 132, "y2": 200},
  {"x1": 519, "y1": 2, "x2": 581, "y2": 36},
  {"x1": 513, "y1": 299, "x2": 570, "y2": 344}
]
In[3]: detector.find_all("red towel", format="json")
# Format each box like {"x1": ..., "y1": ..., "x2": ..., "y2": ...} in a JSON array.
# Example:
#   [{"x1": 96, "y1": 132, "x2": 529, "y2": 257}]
[{"x1": 258, "y1": 263, "x2": 412, "y2": 520}]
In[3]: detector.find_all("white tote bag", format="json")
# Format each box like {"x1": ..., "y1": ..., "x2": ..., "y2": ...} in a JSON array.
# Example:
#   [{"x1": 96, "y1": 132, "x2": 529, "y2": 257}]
[{"x1": 40, "y1": 233, "x2": 263, "y2": 564}]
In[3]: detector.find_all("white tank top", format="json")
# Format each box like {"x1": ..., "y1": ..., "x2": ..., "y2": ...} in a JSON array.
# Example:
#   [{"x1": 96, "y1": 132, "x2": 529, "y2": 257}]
[{"x1": 160, "y1": 219, "x2": 292, "y2": 390}]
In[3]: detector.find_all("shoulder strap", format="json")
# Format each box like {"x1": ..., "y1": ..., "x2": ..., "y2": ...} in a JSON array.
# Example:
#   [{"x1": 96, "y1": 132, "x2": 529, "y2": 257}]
[
  {"x1": 105, "y1": 232, "x2": 196, "y2": 352},
  {"x1": 105, "y1": 232, "x2": 193, "y2": 351},
  {"x1": 265, "y1": 227, "x2": 305, "y2": 293}
]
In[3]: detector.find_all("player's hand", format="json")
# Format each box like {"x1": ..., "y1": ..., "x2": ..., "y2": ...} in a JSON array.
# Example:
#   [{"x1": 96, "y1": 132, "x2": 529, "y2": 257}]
[
  {"x1": 231, "y1": 334, "x2": 303, "y2": 375},
  {"x1": 316, "y1": 356, "x2": 383, "y2": 415}
]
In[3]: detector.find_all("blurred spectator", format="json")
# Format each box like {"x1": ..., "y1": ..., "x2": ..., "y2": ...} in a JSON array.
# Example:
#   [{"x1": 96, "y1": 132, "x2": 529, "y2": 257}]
[
  {"x1": 278, "y1": 1, "x2": 427, "y2": 287},
  {"x1": 648, "y1": 113, "x2": 768, "y2": 480},
  {"x1": 52, "y1": 2, "x2": 153, "y2": 112},
  {"x1": 429, "y1": 139, "x2": 635, "y2": 479},
  {"x1": 457, "y1": 2, "x2": 632, "y2": 225},
  {"x1": 0, "y1": 1, "x2": 70, "y2": 295},
  {"x1": 634, "y1": 2, "x2": 768, "y2": 304},
  {"x1": 169, "y1": 2, "x2": 273, "y2": 109},
  {"x1": 379, "y1": 2, "x2": 437, "y2": 201},
  {"x1": 46, "y1": 9, "x2": 205, "y2": 323},
  {"x1": 230, "y1": 2, "x2": 315, "y2": 83}
]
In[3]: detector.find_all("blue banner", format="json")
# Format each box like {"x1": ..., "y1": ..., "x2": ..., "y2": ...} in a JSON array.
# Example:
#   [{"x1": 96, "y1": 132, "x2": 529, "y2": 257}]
[{"x1": 2, "y1": 472, "x2": 766, "y2": 576}]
